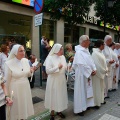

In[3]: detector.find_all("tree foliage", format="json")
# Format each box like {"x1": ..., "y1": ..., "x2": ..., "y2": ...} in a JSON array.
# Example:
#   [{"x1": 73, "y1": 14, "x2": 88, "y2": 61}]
[
  {"x1": 94, "y1": 0, "x2": 120, "y2": 28},
  {"x1": 43, "y1": 0, "x2": 94, "y2": 25}
]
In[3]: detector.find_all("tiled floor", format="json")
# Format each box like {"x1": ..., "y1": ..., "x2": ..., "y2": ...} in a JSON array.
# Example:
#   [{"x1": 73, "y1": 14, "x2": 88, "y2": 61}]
[{"x1": 98, "y1": 114, "x2": 120, "y2": 120}]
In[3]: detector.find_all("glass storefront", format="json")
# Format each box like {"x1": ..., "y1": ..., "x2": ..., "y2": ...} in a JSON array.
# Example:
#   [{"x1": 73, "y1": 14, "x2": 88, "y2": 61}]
[
  {"x1": 41, "y1": 19, "x2": 55, "y2": 47},
  {"x1": 64, "y1": 23, "x2": 85, "y2": 50},
  {"x1": 0, "y1": 11, "x2": 32, "y2": 52}
]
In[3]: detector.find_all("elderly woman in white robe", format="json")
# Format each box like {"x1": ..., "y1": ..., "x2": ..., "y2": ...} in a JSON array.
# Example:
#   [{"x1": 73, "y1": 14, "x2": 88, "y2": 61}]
[
  {"x1": 92, "y1": 40, "x2": 108, "y2": 108},
  {"x1": 44, "y1": 43, "x2": 68, "y2": 120},
  {"x1": 4, "y1": 44, "x2": 34, "y2": 120}
]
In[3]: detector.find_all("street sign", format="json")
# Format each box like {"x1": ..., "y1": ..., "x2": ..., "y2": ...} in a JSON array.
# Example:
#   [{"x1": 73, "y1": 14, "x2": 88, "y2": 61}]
[
  {"x1": 34, "y1": 13, "x2": 43, "y2": 27},
  {"x1": 34, "y1": 0, "x2": 43, "y2": 14}
]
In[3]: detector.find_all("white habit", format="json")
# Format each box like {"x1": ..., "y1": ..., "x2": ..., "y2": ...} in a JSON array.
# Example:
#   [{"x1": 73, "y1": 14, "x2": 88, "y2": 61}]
[
  {"x1": 92, "y1": 48, "x2": 108, "y2": 106},
  {"x1": 73, "y1": 45, "x2": 96, "y2": 114},
  {"x1": 44, "y1": 54, "x2": 68, "y2": 112},
  {"x1": 5, "y1": 58, "x2": 34, "y2": 120}
]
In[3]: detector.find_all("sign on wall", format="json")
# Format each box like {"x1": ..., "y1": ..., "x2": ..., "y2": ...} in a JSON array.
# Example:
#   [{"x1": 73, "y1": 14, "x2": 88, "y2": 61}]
[
  {"x1": 34, "y1": 13, "x2": 43, "y2": 27},
  {"x1": 12, "y1": 0, "x2": 34, "y2": 7}
]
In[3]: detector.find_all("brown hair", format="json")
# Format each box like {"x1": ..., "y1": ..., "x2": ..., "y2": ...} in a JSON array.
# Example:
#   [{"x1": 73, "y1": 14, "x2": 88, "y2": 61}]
[{"x1": 1, "y1": 44, "x2": 8, "y2": 52}]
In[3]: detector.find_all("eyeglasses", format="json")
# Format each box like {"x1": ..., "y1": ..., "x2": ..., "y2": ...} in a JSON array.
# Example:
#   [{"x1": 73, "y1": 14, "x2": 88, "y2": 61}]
[{"x1": 18, "y1": 50, "x2": 26, "y2": 52}]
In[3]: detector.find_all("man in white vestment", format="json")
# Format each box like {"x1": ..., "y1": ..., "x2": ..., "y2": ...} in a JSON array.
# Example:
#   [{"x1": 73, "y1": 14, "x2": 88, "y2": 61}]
[
  {"x1": 73, "y1": 35, "x2": 96, "y2": 116},
  {"x1": 109, "y1": 43, "x2": 119, "y2": 90},
  {"x1": 103, "y1": 35, "x2": 115, "y2": 98},
  {"x1": 92, "y1": 40, "x2": 108, "y2": 109},
  {"x1": 114, "y1": 43, "x2": 120, "y2": 81}
]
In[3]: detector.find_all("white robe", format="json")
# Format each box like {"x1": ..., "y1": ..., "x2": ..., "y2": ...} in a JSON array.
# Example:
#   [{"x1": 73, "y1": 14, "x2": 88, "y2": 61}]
[
  {"x1": 111, "y1": 48, "x2": 119, "y2": 89},
  {"x1": 73, "y1": 45, "x2": 96, "y2": 113},
  {"x1": 44, "y1": 54, "x2": 68, "y2": 112},
  {"x1": 114, "y1": 49, "x2": 120, "y2": 81},
  {"x1": 103, "y1": 45, "x2": 114, "y2": 95},
  {"x1": 5, "y1": 58, "x2": 34, "y2": 120},
  {"x1": 92, "y1": 48, "x2": 108, "y2": 106}
]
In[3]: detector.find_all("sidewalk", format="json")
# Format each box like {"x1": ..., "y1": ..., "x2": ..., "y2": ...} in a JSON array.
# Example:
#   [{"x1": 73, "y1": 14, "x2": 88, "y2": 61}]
[{"x1": 28, "y1": 70, "x2": 120, "y2": 120}]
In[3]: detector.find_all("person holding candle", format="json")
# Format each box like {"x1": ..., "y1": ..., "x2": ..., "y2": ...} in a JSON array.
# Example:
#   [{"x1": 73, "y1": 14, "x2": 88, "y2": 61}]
[
  {"x1": 0, "y1": 77, "x2": 13, "y2": 120},
  {"x1": 44, "y1": 43, "x2": 68, "y2": 120},
  {"x1": 4, "y1": 44, "x2": 35, "y2": 120}
]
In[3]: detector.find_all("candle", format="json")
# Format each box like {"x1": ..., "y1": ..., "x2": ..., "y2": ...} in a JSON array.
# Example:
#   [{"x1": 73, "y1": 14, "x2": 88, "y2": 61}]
[
  {"x1": 11, "y1": 91, "x2": 14, "y2": 100},
  {"x1": 67, "y1": 61, "x2": 71, "y2": 81}
]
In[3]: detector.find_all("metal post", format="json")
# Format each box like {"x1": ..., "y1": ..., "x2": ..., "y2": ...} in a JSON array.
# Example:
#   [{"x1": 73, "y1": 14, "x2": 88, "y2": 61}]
[{"x1": 39, "y1": 25, "x2": 42, "y2": 87}]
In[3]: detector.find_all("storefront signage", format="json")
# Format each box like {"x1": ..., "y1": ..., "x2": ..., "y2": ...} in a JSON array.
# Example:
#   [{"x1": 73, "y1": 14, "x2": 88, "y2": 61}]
[
  {"x1": 12, "y1": 0, "x2": 34, "y2": 7},
  {"x1": 84, "y1": 15, "x2": 98, "y2": 25},
  {"x1": 100, "y1": 21, "x2": 120, "y2": 31},
  {"x1": 34, "y1": 13, "x2": 43, "y2": 27}
]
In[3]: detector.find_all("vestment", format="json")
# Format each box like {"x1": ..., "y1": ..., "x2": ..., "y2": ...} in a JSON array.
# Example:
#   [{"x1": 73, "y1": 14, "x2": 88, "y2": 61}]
[
  {"x1": 44, "y1": 43, "x2": 68, "y2": 112},
  {"x1": 110, "y1": 48, "x2": 119, "y2": 89},
  {"x1": 5, "y1": 44, "x2": 34, "y2": 120},
  {"x1": 103, "y1": 45, "x2": 113, "y2": 95},
  {"x1": 73, "y1": 45, "x2": 96, "y2": 113},
  {"x1": 92, "y1": 48, "x2": 107, "y2": 106},
  {"x1": 114, "y1": 49, "x2": 120, "y2": 81}
]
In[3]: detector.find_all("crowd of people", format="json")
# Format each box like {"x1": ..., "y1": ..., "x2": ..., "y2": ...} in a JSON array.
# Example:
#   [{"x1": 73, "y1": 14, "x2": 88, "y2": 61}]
[
  {"x1": 1, "y1": 34, "x2": 120, "y2": 120},
  {"x1": 44, "y1": 35, "x2": 120, "y2": 120}
]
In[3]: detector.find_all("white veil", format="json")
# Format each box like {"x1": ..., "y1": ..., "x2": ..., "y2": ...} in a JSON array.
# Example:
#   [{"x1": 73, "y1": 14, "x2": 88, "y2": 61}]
[
  {"x1": 7, "y1": 44, "x2": 22, "y2": 61},
  {"x1": 43, "y1": 43, "x2": 62, "y2": 66}
]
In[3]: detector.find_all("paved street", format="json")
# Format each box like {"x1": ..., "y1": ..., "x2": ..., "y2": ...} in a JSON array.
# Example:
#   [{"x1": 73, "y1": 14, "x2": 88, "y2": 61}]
[{"x1": 28, "y1": 70, "x2": 120, "y2": 120}]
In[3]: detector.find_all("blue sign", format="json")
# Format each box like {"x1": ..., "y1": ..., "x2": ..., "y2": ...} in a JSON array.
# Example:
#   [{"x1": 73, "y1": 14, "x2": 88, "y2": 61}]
[{"x1": 34, "y1": 0, "x2": 43, "y2": 14}]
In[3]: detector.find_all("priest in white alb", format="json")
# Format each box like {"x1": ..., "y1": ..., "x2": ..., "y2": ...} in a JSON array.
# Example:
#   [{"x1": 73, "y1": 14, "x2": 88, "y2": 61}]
[
  {"x1": 72, "y1": 35, "x2": 96, "y2": 116},
  {"x1": 109, "y1": 42, "x2": 119, "y2": 90},
  {"x1": 103, "y1": 35, "x2": 115, "y2": 98},
  {"x1": 92, "y1": 40, "x2": 108, "y2": 109},
  {"x1": 114, "y1": 43, "x2": 120, "y2": 81}
]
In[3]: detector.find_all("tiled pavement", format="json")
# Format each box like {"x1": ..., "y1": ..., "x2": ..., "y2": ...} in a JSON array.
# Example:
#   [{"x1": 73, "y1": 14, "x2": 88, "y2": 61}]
[{"x1": 29, "y1": 70, "x2": 120, "y2": 120}]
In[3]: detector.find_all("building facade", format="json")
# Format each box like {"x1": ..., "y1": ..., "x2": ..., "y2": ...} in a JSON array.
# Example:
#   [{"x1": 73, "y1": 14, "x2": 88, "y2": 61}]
[{"x1": 0, "y1": 1, "x2": 118, "y2": 59}]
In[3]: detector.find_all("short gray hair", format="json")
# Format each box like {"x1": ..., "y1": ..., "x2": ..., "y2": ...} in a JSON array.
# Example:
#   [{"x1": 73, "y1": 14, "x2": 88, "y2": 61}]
[
  {"x1": 79, "y1": 35, "x2": 89, "y2": 44},
  {"x1": 104, "y1": 35, "x2": 112, "y2": 42}
]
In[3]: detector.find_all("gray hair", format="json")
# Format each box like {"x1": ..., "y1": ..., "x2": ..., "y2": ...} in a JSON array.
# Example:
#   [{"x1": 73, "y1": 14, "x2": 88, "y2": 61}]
[
  {"x1": 104, "y1": 35, "x2": 112, "y2": 42},
  {"x1": 79, "y1": 35, "x2": 89, "y2": 44}
]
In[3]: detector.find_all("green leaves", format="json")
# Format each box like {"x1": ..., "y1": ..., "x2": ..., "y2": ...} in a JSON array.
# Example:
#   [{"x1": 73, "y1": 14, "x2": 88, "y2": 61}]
[
  {"x1": 94, "y1": 0, "x2": 120, "y2": 26},
  {"x1": 43, "y1": 0, "x2": 94, "y2": 25}
]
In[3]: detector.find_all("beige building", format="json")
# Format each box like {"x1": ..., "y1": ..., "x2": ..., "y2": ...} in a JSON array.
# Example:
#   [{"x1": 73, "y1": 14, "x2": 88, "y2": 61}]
[{"x1": 0, "y1": 1, "x2": 118, "y2": 59}]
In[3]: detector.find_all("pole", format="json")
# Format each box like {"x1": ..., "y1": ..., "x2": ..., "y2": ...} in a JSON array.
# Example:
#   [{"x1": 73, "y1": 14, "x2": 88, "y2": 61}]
[
  {"x1": 39, "y1": 25, "x2": 42, "y2": 87},
  {"x1": 104, "y1": 0, "x2": 107, "y2": 38}
]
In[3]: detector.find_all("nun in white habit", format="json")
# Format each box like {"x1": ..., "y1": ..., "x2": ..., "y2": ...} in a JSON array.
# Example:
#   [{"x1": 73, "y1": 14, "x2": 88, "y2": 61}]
[
  {"x1": 44, "y1": 43, "x2": 68, "y2": 120},
  {"x1": 4, "y1": 44, "x2": 34, "y2": 120}
]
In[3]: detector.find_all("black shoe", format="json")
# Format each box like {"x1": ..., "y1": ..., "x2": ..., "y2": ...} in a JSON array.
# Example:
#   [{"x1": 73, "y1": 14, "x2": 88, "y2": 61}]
[
  {"x1": 77, "y1": 112, "x2": 84, "y2": 116},
  {"x1": 105, "y1": 96, "x2": 110, "y2": 99},
  {"x1": 87, "y1": 107, "x2": 91, "y2": 110},
  {"x1": 50, "y1": 115, "x2": 54, "y2": 120},
  {"x1": 94, "y1": 106, "x2": 100, "y2": 109},
  {"x1": 57, "y1": 112, "x2": 65, "y2": 118},
  {"x1": 112, "y1": 89, "x2": 117, "y2": 91},
  {"x1": 102, "y1": 101, "x2": 106, "y2": 104}
]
